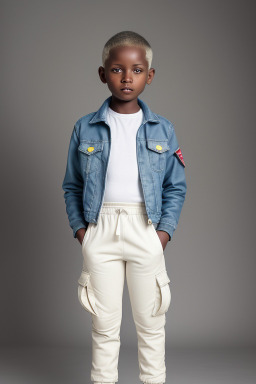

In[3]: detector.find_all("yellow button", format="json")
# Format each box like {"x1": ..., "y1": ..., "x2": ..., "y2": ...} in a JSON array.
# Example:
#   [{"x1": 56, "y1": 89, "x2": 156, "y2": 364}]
[
  {"x1": 156, "y1": 145, "x2": 162, "y2": 150},
  {"x1": 148, "y1": 218, "x2": 152, "y2": 224},
  {"x1": 87, "y1": 147, "x2": 94, "y2": 152}
]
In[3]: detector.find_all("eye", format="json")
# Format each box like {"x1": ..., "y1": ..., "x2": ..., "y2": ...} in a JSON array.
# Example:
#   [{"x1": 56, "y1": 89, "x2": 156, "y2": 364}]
[
  {"x1": 134, "y1": 68, "x2": 143, "y2": 73},
  {"x1": 112, "y1": 68, "x2": 122, "y2": 73}
]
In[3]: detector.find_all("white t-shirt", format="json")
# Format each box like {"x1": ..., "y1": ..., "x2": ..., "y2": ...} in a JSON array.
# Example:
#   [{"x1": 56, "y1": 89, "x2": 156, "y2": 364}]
[{"x1": 103, "y1": 106, "x2": 145, "y2": 202}]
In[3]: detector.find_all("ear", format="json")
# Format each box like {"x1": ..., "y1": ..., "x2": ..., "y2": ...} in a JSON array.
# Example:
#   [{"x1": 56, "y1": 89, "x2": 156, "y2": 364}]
[
  {"x1": 98, "y1": 66, "x2": 107, "y2": 84},
  {"x1": 147, "y1": 68, "x2": 155, "y2": 85}
]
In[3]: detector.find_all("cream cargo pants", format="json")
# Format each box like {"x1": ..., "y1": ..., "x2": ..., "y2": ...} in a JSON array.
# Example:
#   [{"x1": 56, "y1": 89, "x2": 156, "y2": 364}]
[{"x1": 78, "y1": 202, "x2": 171, "y2": 384}]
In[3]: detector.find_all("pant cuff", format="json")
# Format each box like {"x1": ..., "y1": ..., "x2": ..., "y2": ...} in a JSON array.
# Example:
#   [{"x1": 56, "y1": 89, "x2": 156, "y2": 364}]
[
  {"x1": 94, "y1": 382, "x2": 116, "y2": 384},
  {"x1": 92, "y1": 376, "x2": 118, "y2": 383},
  {"x1": 141, "y1": 374, "x2": 165, "y2": 384},
  {"x1": 93, "y1": 382, "x2": 116, "y2": 384},
  {"x1": 142, "y1": 381, "x2": 165, "y2": 384}
]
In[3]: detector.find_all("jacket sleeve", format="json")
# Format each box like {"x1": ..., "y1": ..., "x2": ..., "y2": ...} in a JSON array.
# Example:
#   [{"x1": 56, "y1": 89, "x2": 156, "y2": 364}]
[
  {"x1": 156, "y1": 124, "x2": 187, "y2": 241},
  {"x1": 62, "y1": 125, "x2": 87, "y2": 238}
]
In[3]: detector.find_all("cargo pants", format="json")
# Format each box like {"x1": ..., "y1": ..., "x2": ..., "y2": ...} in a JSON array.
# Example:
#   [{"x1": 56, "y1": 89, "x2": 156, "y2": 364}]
[{"x1": 77, "y1": 202, "x2": 171, "y2": 384}]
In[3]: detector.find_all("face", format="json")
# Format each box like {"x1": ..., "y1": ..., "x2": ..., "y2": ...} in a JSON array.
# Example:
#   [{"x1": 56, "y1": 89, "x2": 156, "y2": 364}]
[{"x1": 98, "y1": 45, "x2": 155, "y2": 103}]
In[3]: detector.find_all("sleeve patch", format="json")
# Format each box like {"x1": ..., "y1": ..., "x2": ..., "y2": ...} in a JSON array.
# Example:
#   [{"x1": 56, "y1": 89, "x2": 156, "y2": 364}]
[{"x1": 174, "y1": 147, "x2": 186, "y2": 167}]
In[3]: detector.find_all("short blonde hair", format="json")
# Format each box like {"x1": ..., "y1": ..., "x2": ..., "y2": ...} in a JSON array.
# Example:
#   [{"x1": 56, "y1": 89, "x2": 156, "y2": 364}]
[{"x1": 102, "y1": 31, "x2": 153, "y2": 70}]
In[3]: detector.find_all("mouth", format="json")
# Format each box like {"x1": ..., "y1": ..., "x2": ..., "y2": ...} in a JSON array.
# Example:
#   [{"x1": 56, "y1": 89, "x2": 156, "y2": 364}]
[{"x1": 121, "y1": 87, "x2": 133, "y2": 92}]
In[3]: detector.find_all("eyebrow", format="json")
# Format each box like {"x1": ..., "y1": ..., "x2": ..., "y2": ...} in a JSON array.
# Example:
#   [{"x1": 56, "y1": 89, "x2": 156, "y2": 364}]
[{"x1": 112, "y1": 63, "x2": 145, "y2": 66}]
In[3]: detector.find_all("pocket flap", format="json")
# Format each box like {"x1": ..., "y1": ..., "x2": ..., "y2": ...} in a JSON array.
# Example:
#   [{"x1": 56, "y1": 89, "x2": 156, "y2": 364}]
[
  {"x1": 78, "y1": 270, "x2": 90, "y2": 287},
  {"x1": 77, "y1": 270, "x2": 99, "y2": 316},
  {"x1": 78, "y1": 141, "x2": 104, "y2": 155},
  {"x1": 155, "y1": 269, "x2": 170, "y2": 287},
  {"x1": 152, "y1": 268, "x2": 171, "y2": 316},
  {"x1": 146, "y1": 140, "x2": 170, "y2": 153}
]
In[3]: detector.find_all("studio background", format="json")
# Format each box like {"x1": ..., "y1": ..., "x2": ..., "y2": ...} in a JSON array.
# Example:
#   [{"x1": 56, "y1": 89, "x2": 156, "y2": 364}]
[{"x1": 1, "y1": 0, "x2": 256, "y2": 383}]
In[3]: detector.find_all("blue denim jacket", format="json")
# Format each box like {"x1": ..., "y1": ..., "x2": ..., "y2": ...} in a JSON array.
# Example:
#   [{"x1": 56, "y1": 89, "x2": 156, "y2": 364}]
[{"x1": 62, "y1": 96, "x2": 187, "y2": 241}]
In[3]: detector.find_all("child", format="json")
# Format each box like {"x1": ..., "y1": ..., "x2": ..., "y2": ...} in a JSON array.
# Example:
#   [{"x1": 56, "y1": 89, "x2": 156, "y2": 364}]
[{"x1": 62, "y1": 31, "x2": 187, "y2": 384}]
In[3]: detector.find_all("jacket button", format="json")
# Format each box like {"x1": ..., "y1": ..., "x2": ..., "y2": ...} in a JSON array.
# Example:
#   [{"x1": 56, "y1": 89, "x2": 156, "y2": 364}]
[{"x1": 148, "y1": 218, "x2": 152, "y2": 224}]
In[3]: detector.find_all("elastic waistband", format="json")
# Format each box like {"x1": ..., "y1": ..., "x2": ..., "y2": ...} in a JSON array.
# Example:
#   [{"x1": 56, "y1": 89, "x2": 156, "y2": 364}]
[{"x1": 100, "y1": 201, "x2": 147, "y2": 215}]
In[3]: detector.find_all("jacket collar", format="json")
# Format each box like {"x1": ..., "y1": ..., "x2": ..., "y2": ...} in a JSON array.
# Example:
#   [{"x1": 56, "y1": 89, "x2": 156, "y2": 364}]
[{"x1": 89, "y1": 95, "x2": 160, "y2": 125}]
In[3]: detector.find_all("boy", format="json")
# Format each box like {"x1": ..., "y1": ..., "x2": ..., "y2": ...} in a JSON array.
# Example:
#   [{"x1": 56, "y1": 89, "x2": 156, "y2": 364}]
[{"x1": 62, "y1": 31, "x2": 187, "y2": 384}]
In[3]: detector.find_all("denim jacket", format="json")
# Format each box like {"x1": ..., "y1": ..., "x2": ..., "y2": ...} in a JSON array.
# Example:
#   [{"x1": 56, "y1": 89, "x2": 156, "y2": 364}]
[{"x1": 62, "y1": 96, "x2": 187, "y2": 241}]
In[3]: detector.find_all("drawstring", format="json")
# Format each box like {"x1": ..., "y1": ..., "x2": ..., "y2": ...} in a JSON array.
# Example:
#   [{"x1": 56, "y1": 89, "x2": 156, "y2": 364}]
[{"x1": 115, "y1": 208, "x2": 128, "y2": 239}]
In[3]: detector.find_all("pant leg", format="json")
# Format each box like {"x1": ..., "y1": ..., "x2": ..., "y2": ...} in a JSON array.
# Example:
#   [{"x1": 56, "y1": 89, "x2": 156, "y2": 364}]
[
  {"x1": 79, "y1": 213, "x2": 126, "y2": 384},
  {"x1": 124, "y1": 212, "x2": 171, "y2": 384}
]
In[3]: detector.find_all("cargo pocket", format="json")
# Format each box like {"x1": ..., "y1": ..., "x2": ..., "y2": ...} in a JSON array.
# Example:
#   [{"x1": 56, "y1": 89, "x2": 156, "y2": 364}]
[
  {"x1": 78, "y1": 270, "x2": 99, "y2": 316},
  {"x1": 152, "y1": 269, "x2": 171, "y2": 316}
]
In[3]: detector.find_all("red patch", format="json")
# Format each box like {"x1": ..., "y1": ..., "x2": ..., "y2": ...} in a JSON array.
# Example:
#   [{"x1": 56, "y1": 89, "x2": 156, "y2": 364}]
[{"x1": 175, "y1": 148, "x2": 186, "y2": 167}]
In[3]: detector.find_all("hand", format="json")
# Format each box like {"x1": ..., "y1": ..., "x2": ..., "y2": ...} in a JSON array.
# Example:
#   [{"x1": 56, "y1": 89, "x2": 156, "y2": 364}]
[
  {"x1": 156, "y1": 230, "x2": 170, "y2": 251},
  {"x1": 76, "y1": 227, "x2": 87, "y2": 246}
]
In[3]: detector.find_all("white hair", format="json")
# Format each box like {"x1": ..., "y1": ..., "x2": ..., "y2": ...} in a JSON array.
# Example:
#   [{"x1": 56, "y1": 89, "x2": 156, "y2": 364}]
[{"x1": 102, "y1": 31, "x2": 153, "y2": 70}]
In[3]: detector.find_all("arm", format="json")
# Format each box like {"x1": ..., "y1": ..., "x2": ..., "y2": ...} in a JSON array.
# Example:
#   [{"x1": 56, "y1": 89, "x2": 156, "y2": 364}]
[
  {"x1": 62, "y1": 125, "x2": 87, "y2": 238},
  {"x1": 156, "y1": 124, "x2": 187, "y2": 241}
]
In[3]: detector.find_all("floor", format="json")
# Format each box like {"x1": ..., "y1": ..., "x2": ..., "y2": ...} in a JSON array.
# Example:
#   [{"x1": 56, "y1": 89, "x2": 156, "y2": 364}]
[{"x1": 0, "y1": 346, "x2": 255, "y2": 384}]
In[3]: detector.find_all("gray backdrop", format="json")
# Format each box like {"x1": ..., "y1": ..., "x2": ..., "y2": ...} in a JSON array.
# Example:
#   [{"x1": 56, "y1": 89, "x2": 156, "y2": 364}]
[{"x1": 1, "y1": 0, "x2": 256, "y2": 350}]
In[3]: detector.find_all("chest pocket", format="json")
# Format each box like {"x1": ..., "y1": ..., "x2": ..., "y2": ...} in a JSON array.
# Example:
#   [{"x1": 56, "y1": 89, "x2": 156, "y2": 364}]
[
  {"x1": 78, "y1": 141, "x2": 104, "y2": 174},
  {"x1": 146, "y1": 139, "x2": 170, "y2": 172}
]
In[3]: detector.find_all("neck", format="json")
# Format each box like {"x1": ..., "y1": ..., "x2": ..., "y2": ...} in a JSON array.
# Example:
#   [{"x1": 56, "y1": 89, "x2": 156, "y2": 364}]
[{"x1": 109, "y1": 96, "x2": 140, "y2": 114}]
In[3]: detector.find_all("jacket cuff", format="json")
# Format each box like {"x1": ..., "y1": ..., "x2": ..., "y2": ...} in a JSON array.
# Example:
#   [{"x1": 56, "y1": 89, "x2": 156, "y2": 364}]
[
  {"x1": 156, "y1": 221, "x2": 176, "y2": 241},
  {"x1": 73, "y1": 221, "x2": 88, "y2": 238}
]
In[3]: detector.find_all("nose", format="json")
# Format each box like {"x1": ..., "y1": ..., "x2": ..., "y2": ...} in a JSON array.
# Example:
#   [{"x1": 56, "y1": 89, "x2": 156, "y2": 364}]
[{"x1": 121, "y1": 70, "x2": 133, "y2": 83}]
